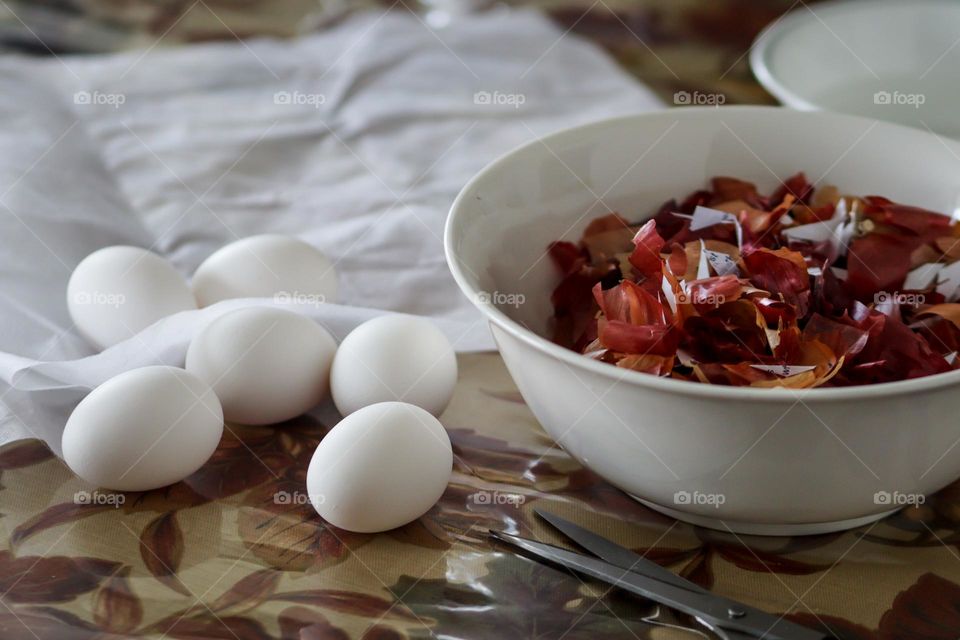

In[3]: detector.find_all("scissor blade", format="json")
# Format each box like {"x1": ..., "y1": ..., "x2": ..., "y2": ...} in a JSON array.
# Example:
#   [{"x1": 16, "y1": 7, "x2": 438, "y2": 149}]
[
  {"x1": 490, "y1": 530, "x2": 830, "y2": 640},
  {"x1": 535, "y1": 508, "x2": 706, "y2": 595}
]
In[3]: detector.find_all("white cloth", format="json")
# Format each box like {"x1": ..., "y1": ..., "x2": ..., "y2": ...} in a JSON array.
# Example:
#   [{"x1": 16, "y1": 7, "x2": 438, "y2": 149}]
[{"x1": 0, "y1": 7, "x2": 661, "y2": 450}]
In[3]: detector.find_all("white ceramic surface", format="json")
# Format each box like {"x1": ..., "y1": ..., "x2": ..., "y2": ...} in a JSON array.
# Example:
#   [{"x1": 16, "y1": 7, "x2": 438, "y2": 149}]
[
  {"x1": 751, "y1": 0, "x2": 960, "y2": 138},
  {"x1": 445, "y1": 106, "x2": 960, "y2": 535}
]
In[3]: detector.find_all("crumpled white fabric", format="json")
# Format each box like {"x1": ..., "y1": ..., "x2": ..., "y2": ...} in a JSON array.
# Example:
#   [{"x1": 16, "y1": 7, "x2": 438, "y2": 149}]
[{"x1": 0, "y1": 7, "x2": 661, "y2": 450}]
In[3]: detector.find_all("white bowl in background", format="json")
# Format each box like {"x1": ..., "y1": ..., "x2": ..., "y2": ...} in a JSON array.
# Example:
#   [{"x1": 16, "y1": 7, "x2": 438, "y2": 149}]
[
  {"x1": 445, "y1": 106, "x2": 960, "y2": 535},
  {"x1": 751, "y1": 0, "x2": 960, "y2": 138}
]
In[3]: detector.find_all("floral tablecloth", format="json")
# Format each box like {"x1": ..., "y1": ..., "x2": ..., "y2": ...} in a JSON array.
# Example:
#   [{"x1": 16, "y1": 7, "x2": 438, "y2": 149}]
[{"x1": 2, "y1": 353, "x2": 959, "y2": 639}]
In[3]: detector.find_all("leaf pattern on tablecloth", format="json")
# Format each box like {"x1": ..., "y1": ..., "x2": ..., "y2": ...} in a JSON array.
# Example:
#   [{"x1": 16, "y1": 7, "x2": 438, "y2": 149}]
[
  {"x1": 11, "y1": 483, "x2": 217, "y2": 547},
  {"x1": 0, "y1": 552, "x2": 119, "y2": 604},
  {"x1": 0, "y1": 608, "x2": 100, "y2": 640},
  {"x1": 359, "y1": 624, "x2": 406, "y2": 640},
  {"x1": 92, "y1": 566, "x2": 142, "y2": 634},
  {"x1": 878, "y1": 573, "x2": 960, "y2": 639},
  {"x1": 184, "y1": 417, "x2": 325, "y2": 503},
  {"x1": 11, "y1": 501, "x2": 115, "y2": 547},
  {"x1": 386, "y1": 516, "x2": 452, "y2": 551},
  {"x1": 714, "y1": 543, "x2": 833, "y2": 574},
  {"x1": 0, "y1": 439, "x2": 54, "y2": 470},
  {"x1": 140, "y1": 511, "x2": 189, "y2": 596},
  {"x1": 155, "y1": 614, "x2": 274, "y2": 640},
  {"x1": 124, "y1": 483, "x2": 210, "y2": 512},
  {"x1": 209, "y1": 568, "x2": 282, "y2": 613},
  {"x1": 278, "y1": 606, "x2": 352, "y2": 640},
  {"x1": 238, "y1": 479, "x2": 371, "y2": 571}
]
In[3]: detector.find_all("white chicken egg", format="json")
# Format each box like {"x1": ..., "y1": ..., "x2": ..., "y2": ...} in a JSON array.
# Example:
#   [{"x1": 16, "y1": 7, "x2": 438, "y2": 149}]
[
  {"x1": 62, "y1": 366, "x2": 223, "y2": 492},
  {"x1": 306, "y1": 401, "x2": 452, "y2": 532},
  {"x1": 191, "y1": 234, "x2": 338, "y2": 307},
  {"x1": 185, "y1": 307, "x2": 337, "y2": 425},
  {"x1": 67, "y1": 246, "x2": 197, "y2": 350},
  {"x1": 330, "y1": 315, "x2": 457, "y2": 417}
]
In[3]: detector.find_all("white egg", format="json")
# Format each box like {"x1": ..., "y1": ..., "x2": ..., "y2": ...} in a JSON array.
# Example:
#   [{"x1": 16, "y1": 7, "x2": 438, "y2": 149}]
[
  {"x1": 62, "y1": 366, "x2": 223, "y2": 491},
  {"x1": 330, "y1": 315, "x2": 457, "y2": 417},
  {"x1": 67, "y1": 246, "x2": 197, "y2": 350},
  {"x1": 191, "y1": 234, "x2": 338, "y2": 307},
  {"x1": 306, "y1": 401, "x2": 452, "y2": 532},
  {"x1": 185, "y1": 307, "x2": 337, "y2": 425}
]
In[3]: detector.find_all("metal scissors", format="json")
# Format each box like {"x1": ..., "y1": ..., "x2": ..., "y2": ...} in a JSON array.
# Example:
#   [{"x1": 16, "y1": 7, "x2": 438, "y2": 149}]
[{"x1": 490, "y1": 508, "x2": 833, "y2": 640}]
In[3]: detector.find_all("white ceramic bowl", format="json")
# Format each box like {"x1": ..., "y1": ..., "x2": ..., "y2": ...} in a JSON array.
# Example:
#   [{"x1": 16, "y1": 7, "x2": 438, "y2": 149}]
[
  {"x1": 751, "y1": 0, "x2": 960, "y2": 138},
  {"x1": 446, "y1": 106, "x2": 960, "y2": 535}
]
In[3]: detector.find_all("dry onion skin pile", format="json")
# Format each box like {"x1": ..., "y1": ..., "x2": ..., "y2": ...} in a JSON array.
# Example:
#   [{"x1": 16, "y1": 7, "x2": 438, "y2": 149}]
[{"x1": 548, "y1": 173, "x2": 960, "y2": 388}]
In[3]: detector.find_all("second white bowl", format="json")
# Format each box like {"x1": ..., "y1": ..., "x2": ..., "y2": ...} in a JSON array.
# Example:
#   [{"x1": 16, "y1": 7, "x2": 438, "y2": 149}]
[{"x1": 751, "y1": 0, "x2": 960, "y2": 138}]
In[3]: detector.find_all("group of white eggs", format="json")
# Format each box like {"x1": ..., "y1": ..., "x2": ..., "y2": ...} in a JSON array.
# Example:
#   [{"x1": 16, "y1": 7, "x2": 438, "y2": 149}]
[{"x1": 61, "y1": 234, "x2": 458, "y2": 533}]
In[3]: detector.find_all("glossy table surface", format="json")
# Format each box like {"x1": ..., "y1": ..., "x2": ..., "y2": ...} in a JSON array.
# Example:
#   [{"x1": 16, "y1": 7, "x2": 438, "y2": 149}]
[{"x1": 3, "y1": 352, "x2": 958, "y2": 639}]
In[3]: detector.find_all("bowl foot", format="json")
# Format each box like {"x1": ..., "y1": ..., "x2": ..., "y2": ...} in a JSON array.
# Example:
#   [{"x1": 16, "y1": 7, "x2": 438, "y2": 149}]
[{"x1": 632, "y1": 496, "x2": 898, "y2": 536}]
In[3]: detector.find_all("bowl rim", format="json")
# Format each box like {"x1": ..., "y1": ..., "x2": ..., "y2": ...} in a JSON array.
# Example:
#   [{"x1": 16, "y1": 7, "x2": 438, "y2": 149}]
[
  {"x1": 444, "y1": 105, "x2": 960, "y2": 403},
  {"x1": 749, "y1": 0, "x2": 960, "y2": 112}
]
